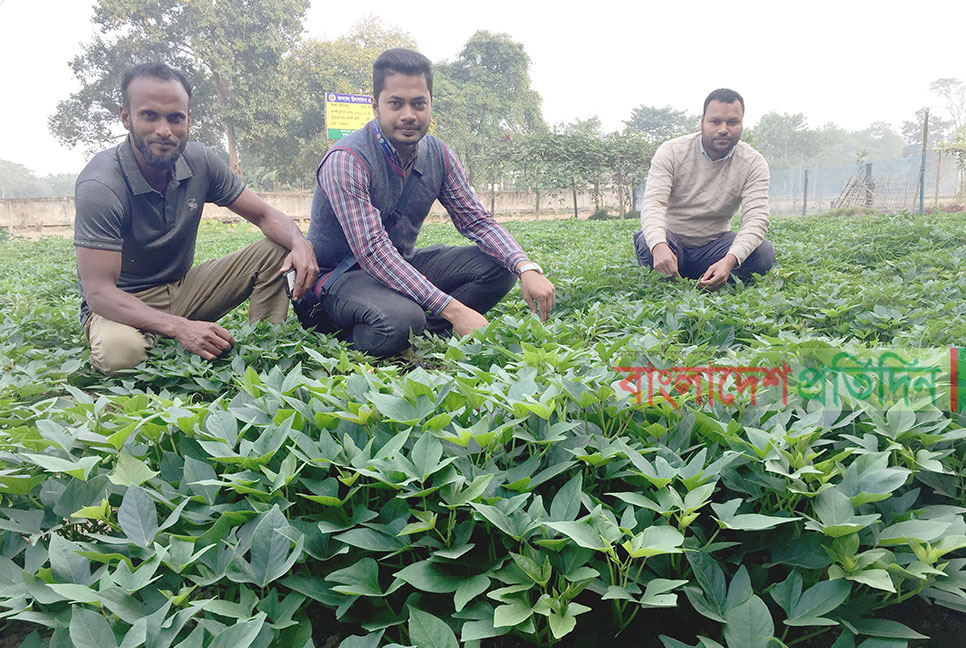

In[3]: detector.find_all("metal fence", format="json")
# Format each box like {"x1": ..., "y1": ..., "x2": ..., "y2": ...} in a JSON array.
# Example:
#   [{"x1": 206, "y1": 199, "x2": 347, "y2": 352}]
[
  {"x1": 769, "y1": 153, "x2": 961, "y2": 215},
  {"x1": 631, "y1": 153, "x2": 962, "y2": 217}
]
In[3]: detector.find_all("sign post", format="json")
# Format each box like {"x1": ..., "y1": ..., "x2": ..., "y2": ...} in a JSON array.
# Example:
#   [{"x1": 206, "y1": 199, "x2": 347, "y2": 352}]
[{"x1": 325, "y1": 93, "x2": 373, "y2": 140}]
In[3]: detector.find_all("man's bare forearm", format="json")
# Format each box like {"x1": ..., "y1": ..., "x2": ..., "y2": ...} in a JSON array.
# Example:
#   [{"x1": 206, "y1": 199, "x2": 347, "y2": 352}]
[
  {"x1": 257, "y1": 207, "x2": 307, "y2": 250},
  {"x1": 85, "y1": 281, "x2": 234, "y2": 360},
  {"x1": 85, "y1": 282, "x2": 189, "y2": 337},
  {"x1": 240, "y1": 198, "x2": 317, "y2": 298}
]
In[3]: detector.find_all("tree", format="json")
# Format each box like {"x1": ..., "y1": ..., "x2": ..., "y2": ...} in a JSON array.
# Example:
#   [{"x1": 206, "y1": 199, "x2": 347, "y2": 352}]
[
  {"x1": 604, "y1": 130, "x2": 653, "y2": 216},
  {"x1": 0, "y1": 160, "x2": 77, "y2": 198},
  {"x1": 745, "y1": 112, "x2": 816, "y2": 168},
  {"x1": 253, "y1": 17, "x2": 417, "y2": 189},
  {"x1": 810, "y1": 122, "x2": 859, "y2": 166},
  {"x1": 479, "y1": 135, "x2": 513, "y2": 216},
  {"x1": 624, "y1": 105, "x2": 697, "y2": 144},
  {"x1": 852, "y1": 122, "x2": 905, "y2": 162},
  {"x1": 433, "y1": 31, "x2": 544, "y2": 183},
  {"x1": 536, "y1": 130, "x2": 596, "y2": 219},
  {"x1": 901, "y1": 108, "x2": 954, "y2": 157},
  {"x1": 928, "y1": 79, "x2": 966, "y2": 198},
  {"x1": 495, "y1": 119, "x2": 652, "y2": 219},
  {"x1": 559, "y1": 119, "x2": 608, "y2": 211},
  {"x1": 940, "y1": 130, "x2": 966, "y2": 170},
  {"x1": 50, "y1": 0, "x2": 309, "y2": 177},
  {"x1": 930, "y1": 78, "x2": 966, "y2": 133},
  {"x1": 0, "y1": 160, "x2": 42, "y2": 198},
  {"x1": 748, "y1": 114, "x2": 907, "y2": 169},
  {"x1": 502, "y1": 121, "x2": 606, "y2": 219}
]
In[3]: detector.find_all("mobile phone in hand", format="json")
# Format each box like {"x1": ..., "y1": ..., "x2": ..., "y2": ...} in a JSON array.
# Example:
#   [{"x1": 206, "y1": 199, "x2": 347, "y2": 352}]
[{"x1": 283, "y1": 269, "x2": 297, "y2": 300}]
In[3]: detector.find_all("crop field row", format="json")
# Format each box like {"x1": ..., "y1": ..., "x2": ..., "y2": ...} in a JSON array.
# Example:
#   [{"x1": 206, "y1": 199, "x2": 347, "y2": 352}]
[{"x1": 1, "y1": 213, "x2": 965, "y2": 648}]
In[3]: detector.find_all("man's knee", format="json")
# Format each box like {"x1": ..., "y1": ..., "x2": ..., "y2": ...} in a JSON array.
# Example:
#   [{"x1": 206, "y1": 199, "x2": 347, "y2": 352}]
[
  {"x1": 473, "y1": 263, "x2": 516, "y2": 317},
  {"x1": 247, "y1": 238, "x2": 291, "y2": 323},
  {"x1": 86, "y1": 317, "x2": 152, "y2": 374},
  {"x1": 633, "y1": 230, "x2": 653, "y2": 267},
  {"x1": 488, "y1": 265, "x2": 517, "y2": 302},
  {"x1": 350, "y1": 301, "x2": 427, "y2": 358},
  {"x1": 248, "y1": 238, "x2": 289, "y2": 271},
  {"x1": 435, "y1": 249, "x2": 516, "y2": 316},
  {"x1": 737, "y1": 240, "x2": 776, "y2": 279}
]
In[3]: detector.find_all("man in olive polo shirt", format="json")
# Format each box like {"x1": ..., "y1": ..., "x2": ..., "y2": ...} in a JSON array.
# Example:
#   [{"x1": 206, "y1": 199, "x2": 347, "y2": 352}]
[{"x1": 74, "y1": 62, "x2": 317, "y2": 373}]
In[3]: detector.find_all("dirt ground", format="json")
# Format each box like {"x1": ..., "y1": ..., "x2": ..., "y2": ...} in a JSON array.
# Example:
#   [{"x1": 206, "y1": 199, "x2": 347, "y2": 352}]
[{"x1": 2, "y1": 210, "x2": 605, "y2": 242}]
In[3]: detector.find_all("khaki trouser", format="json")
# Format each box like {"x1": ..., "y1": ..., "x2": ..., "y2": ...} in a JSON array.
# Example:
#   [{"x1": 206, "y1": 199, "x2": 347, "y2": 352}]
[{"x1": 85, "y1": 238, "x2": 289, "y2": 374}]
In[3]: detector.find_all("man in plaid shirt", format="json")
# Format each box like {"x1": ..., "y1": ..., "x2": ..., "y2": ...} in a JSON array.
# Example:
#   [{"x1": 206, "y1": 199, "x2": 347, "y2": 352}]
[{"x1": 304, "y1": 49, "x2": 555, "y2": 357}]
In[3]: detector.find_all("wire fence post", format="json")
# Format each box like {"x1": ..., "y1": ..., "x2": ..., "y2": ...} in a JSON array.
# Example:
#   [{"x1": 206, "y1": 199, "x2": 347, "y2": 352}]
[
  {"x1": 802, "y1": 169, "x2": 809, "y2": 217},
  {"x1": 935, "y1": 151, "x2": 942, "y2": 208},
  {"x1": 919, "y1": 109, "x2": 929, "y2": 215},
  {"x1": 865, "y1": 163, "x2": 873, "y2": 207}
]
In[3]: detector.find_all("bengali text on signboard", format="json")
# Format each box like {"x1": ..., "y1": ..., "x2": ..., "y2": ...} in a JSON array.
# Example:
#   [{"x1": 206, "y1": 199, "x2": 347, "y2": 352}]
[{"x1": 325, "y1": 93, "x2": 373, "y2": 139}]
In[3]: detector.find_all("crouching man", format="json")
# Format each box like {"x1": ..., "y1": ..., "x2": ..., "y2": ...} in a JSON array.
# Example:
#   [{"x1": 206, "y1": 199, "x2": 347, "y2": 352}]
[
  {"x1": 299, "y1": 48, "x2": 554, "y2": 356},
  {"x1": 74, "y1": 62, "x2": 317, "y2": 373},
  {"x1": 634, "y1": 88, "x2": 775, "y2": 290}
]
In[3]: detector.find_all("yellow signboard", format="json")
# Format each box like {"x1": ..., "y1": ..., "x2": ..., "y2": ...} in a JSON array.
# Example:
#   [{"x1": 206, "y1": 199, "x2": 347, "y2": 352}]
[{"x1": 325, "y1": 93, "x2": 373, "y2": 139}]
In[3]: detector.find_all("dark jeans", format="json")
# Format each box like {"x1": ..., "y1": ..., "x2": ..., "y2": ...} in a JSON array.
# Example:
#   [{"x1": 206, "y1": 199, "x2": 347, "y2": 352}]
[
  {"x1": 318, "y1": 245, "x2": 516, "y2": 357},
  {"x1": 633, "y1": 230, "x2": 775, "y2": 282}
]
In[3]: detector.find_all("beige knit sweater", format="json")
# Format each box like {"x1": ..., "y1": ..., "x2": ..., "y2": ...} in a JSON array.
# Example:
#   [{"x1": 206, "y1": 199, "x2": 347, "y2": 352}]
[{"x1": 640, "y1": 132, "x2": 770, "y2": 265}]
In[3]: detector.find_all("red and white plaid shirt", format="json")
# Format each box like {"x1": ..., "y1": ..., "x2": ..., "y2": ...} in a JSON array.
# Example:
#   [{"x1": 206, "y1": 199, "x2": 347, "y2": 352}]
[{"x1": 320, "y1": 136, "x2": 528, "y2": 314}]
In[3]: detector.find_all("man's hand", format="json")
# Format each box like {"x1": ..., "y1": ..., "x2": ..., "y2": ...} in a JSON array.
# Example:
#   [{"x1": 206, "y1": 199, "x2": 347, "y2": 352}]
[
  {"x1": 519, "y1": 270, "x2": 555, "y2": 322},
  {"x1": 440, "y1": 299, "x2": 488, "y2": 337},
  {"x1": 228, "y1": 188, "x2": 319, "y2": 300},
  {"x1": 697, "y1": 254, "x2": 737, "y2": 291},
  {"x1": 78, "y1": 246, "x2": 235, "y2": 362},
  {"x1": 651, "y1": 242, "x2": 681, "y2": 278},
  {"x1": 172, "y1": 319, "x2": 235, "y2": 360},
  {"x1": 279, "y1": 237, "x2": 319, "y2": 300}
]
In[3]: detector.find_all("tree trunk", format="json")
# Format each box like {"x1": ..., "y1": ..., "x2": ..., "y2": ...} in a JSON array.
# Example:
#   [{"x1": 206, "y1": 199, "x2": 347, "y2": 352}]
[
  {"x1": 465, "y1": 147, "x2": 476, "y2": 186},
  {"x1": 533, "y1": 169, "x2": 541, "y2": 220},
  {"x1": 572, "y1": 184, "x2": 578, "y2": 219},
  {"x1": 213, "y1": 73, "x2": 242, "y2": 177},
  {"x1": 226, "y1": 123, "x2": 241, "y2": 177}
]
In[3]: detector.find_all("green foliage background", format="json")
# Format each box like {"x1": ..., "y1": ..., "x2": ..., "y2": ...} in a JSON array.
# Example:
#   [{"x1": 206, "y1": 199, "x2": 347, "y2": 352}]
[
  {"x1": 1, "y1": 213, "x2": 966, "y2": 647},
  {"x1": 38, "y1": 0, "x2": 946, "y2": 197}
]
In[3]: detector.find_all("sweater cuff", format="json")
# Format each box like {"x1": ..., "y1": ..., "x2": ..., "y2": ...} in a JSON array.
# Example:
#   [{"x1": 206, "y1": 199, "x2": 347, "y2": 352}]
[
  {"x1": 727, "y1": 243, "x2": 750, "y2": 266},
  {"x1": 645, "y1": 232, "x2": 668, "y2": 252}
]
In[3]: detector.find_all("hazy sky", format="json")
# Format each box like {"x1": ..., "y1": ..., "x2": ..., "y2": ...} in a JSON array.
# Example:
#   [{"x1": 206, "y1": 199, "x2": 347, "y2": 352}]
[{"x1": 1, "y1": 0, "x2": 964, "y2": 176}]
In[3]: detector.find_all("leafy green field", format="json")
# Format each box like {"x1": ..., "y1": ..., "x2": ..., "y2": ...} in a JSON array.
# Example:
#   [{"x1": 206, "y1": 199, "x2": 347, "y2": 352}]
[{"x1": 1, "y1": 213, "x2": 965, "y2": 648}]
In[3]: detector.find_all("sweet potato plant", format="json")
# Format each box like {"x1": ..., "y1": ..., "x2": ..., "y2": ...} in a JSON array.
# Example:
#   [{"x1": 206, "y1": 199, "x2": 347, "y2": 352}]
[{"x1": 0, "y1": 213, "x2": 965, "y2": 648}]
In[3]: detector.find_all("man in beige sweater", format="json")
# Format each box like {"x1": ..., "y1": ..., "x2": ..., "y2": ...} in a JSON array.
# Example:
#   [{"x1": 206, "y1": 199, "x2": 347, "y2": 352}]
[{"x1": 634, "y1": 88, "x2": 775, "y2": 290}]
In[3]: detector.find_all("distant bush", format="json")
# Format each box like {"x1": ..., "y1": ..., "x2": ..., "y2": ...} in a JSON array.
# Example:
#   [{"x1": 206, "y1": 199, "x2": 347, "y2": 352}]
[
  {"x1": 816, "y1": 206, "x2": 881, "y2": 218},
  {"x1": 588, "y1": 209, "x2": 639, "y2": 221},
  {"x1": 925, "y1": 204, "x2": 964, "y2": 214},
  {"x1": 0, "y1": 159, "x2": 77, "y2": 198}
]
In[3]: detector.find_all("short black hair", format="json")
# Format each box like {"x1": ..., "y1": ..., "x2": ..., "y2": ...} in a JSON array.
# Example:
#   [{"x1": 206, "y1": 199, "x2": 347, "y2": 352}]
[
  {"x1": 703, "y1": 88, "x2": 744, "y2": 115},
  {"x1": 372, "y1": 48, "x2": 433, "y2": 100},
  {"x1": 121, "y1": 62, "x2": 192, "y2": 111}
]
